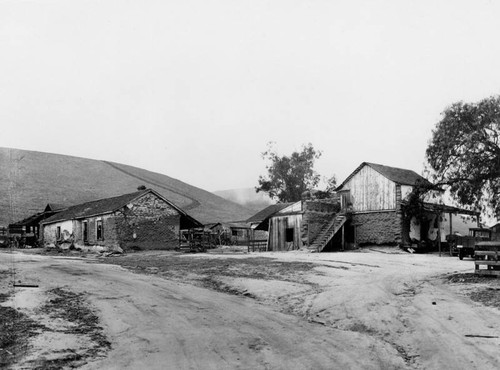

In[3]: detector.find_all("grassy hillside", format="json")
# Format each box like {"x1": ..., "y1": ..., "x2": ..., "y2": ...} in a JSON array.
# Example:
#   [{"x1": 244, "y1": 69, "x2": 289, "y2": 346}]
[
  {"x1": 213, "y1": 188, "x2": 274, "y2": 212},
  {"x1": 0, "y1": 147, "x2": 253, "y2": 226}
]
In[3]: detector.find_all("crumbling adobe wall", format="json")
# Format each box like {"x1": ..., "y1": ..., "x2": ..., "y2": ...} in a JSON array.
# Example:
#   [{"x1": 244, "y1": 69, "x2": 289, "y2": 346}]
[
  {"x1": 352, "y1": 211, "x2": 402, "y2": 245},
  {"x1": 304, "y1": 212, "x2": 335, "y2": 245},
  {"x1": 301, "y1": 200, "x2": 340, "y2": 246},
  {"x1": 113, "y1": 192, "x2": 181, "y2": 250},
  {"x1": 73, "y1": 214, "x2": 117, "y2": 247}
]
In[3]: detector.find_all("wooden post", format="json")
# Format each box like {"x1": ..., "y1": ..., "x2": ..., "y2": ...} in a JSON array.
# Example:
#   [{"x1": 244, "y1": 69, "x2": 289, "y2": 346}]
[
  {"x1": 354, "y1": 225, "x2": 357, "y2": 248},
  {"x1": 266, "y1": 221, "x2": 270, "y2": 252},
  {"x1": 307, "y1": 218, "x2": 310, "y2": 248},
  {"x1": 449, "y1": 212, "x2": 452, "y2": 236},
  {"x1": 437, "y1": 213, "x2": 441, "y2": 257},
  {"x1": 341, "y1": 224, "x2": 345, "y2": 251}
]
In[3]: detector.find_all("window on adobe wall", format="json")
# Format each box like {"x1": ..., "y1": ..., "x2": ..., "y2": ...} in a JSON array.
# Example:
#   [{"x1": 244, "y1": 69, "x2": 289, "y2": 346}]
[
  {"x1": 96, "y1": 220, "x2": 103, "y2": 240},
  {"x1": 56, "y1": 226, "x2": 61, "y2": 239},
  {"x1": 286, "y1": 228, "x2": 294, "y2": 242},
  {"x1": 232, "y1": 229, "x2": 238, "y2": 236}
]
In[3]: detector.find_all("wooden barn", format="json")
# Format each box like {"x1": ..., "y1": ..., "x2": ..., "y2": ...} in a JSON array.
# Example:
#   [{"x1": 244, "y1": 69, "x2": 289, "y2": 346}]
[{"x1": 336, "y1": 162, "x2": 479, "y2": 248}]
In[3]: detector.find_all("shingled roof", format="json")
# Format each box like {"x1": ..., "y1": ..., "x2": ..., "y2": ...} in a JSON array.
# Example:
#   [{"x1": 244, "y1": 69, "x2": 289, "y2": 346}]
[
  {"x1": 41, "y1": 189, "x2": 199, "y2": 226},
  {"x1": 246, "y1": 203, "x2": 294, "y2": 223},
  {"x1": 337, "y1": 162, "x2": 433, "y2": 190}
]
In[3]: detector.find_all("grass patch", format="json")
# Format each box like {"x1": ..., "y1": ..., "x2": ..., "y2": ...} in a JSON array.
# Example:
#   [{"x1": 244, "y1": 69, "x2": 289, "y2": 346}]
[
  {"x1": 446, "y1": 273, "x2": 500, "y2": 308},
  {"x1": 26, "y1": 288, "x2": 111, "y2": 368},
  {"x1": 104, "y1": 255, "x2": 319, "y2": 283}
]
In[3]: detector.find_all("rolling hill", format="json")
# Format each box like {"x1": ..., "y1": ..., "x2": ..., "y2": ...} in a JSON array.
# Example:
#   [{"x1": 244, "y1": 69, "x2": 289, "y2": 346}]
[
  {"x1": 0, "y1": 147, "x2": 253, "y2": 226},
  {"x1": 213, "y1": 188, "x2": 274, "y2": 212}
]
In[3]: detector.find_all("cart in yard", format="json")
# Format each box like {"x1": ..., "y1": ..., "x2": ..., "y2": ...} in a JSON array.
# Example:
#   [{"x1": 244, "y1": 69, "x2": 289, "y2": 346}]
[{"x1": 178, "y1": 229, "x2": 218, "y2": 253}]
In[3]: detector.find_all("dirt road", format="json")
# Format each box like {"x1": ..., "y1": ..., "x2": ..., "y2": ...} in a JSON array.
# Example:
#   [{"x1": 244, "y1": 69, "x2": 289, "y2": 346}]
[
  {"x1": 1, "y1": 252, "x2": 404, "y2": 369},
  {"x1": 1, "y1": 249, "x2": 500, "y2": 369}
]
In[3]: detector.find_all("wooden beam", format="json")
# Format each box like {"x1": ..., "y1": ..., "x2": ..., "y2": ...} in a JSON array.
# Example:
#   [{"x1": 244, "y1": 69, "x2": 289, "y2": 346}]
[
  {"x1": 437, "y1": 214, "x2": 441, "y2": 257},
  {"x1": 341, "y1": 224, "x2": 345, "y2": 251},
  {"x1": 449, "y1": 212, "x2": 452, "y2": 236}
]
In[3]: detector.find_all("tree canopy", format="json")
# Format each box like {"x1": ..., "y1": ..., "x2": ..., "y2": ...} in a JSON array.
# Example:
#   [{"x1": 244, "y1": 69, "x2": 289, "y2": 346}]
[
  {"x1": 313, "y1": 175, "x2": 337, "y2": 200},
  {"x1": 426, "y1": 95, "x2": 500, "y2": 217},
  {"x1": 256, "y1": 143, "x2": 323, "y2": 202}
]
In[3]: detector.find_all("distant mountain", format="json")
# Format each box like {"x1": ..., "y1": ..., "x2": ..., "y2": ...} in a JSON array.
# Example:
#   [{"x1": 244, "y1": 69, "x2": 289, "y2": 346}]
[
  {"x1": 0, "y1": 147, "x2": 253, "y2": 226},
  {"x1": 213, "y1": 188, "x2": 274, "y2": 212}
]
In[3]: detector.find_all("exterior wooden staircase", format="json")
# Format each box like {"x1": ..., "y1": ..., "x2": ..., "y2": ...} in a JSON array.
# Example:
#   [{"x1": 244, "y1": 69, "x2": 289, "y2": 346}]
[{"x1": 308, "y1": 213, "x2": 347, "y2": 253}]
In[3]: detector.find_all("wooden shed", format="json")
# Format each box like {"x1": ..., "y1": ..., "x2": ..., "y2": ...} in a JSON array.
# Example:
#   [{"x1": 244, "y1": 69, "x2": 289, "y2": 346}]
[{"x1": 255, "y1": 202, "x2": 303, "y2": 251}]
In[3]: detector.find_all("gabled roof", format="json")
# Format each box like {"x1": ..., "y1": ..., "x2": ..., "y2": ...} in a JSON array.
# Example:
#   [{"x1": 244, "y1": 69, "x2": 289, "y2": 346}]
[
  {"x1": 44, "y1": 203, "x2": 68, "y2": 212},
  {"x1": 9, "y1": 212, "x2": 44, "y2": 227},
  {"x1": 41, "y1": 189, "x2": 201, "y2": 226},
  {"x1": 227, "y1": 222, "x2": 251, "y2": 229},
  {"x1": 337, "y1": 162, "x2": 433, "y2": 190},
  {"x1": 246, "y1": 203, "x2": 294, "y2": 223}
]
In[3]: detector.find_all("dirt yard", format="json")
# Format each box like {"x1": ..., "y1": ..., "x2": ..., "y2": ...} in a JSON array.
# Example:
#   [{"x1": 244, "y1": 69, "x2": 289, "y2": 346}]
[{"x1": 1, "y1": 248, "x2": 499, "y2": 369}]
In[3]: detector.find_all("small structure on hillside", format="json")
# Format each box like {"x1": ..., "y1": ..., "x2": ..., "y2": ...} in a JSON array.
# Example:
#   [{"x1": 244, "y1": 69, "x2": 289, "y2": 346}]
[{"x1": 40, "y1": 189, "x2": 202, "y2": 251}]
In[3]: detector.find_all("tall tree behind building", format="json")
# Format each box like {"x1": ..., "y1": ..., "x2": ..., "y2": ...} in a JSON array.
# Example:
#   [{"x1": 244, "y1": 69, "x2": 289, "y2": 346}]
[
  {"x1": 426, "y1": 95, "x2": 500, "y2": 218},
  {"x1": 256, "y1": 143, "x2": 322, "y2": 202}
]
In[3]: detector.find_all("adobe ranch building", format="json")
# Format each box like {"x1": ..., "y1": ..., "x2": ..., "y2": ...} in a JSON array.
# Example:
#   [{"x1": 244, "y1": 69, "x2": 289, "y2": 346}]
[
  {"x1": 253, "y1": 162, "x2": 480, "y2": 252},
  {"x1": 336, "y1": 162, "x2": 479, "y2": 247},
  {"x1": 41, "y1": 189, "x2": 201, "y2": 251}
]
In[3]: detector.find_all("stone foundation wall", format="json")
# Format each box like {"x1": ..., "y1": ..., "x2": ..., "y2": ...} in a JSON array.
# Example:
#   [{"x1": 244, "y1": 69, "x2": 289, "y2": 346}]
[
  {"x1": 352, "y1": 211, "x2": 402, "y2": 245},
  {"x1": 304, "y1": 212, "x2": 336, "y2": 245},
  {"x1": 301, "y1": 199, "x2": 340, "y2": 246}
]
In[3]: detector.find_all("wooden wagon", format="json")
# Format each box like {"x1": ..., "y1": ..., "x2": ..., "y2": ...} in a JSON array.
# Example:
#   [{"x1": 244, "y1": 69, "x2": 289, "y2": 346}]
[{"x1": 474, "y1": 241, "x2": 500, "y2": 276}]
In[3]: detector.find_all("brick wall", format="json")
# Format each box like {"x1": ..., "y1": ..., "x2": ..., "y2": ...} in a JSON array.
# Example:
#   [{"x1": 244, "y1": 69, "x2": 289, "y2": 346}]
[{"x1": 352, "y1": 211, "x2": 402, "y2": 245}]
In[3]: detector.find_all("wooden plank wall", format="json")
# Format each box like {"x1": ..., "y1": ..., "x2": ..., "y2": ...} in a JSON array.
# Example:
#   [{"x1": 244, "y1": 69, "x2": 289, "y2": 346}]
[
  {"x1": 268, "y1": 215, "x2": 302, "y2": 251},
  {"x1": 341, "y1": 165, "x2": 396, "y2": 211}
]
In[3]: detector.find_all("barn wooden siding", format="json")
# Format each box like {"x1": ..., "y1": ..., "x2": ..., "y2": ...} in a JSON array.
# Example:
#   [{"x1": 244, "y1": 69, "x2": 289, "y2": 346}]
[
  {"x1": 341, "y1": 166, "x2": 396, "y2": 212},
  {"x1": 268, "y1": 214, "x2": 302, "y2": 251}
]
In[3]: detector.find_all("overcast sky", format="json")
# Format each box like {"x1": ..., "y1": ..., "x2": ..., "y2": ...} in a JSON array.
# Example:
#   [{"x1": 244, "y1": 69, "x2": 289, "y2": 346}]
[{"x1": 1, "y1": 0, "x2": 500, "y2": 192}]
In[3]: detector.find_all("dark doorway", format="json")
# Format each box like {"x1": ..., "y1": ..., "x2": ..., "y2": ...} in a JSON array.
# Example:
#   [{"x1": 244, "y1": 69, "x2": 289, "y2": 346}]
[{"x1": 83, "y1": 221, "x2": 88, "y2": 243}]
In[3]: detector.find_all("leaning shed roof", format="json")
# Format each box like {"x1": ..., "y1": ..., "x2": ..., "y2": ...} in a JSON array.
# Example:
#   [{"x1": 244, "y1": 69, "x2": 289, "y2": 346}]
[
  {"x1": 337, "y1": 162, "x2": 433, "y2": 190},
  {"x1": 246, "y1": 203, "x2": 294, "y2": 223},
  {"x1": 41, "y1": 189, "x2": 200, "y2": 226}
]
